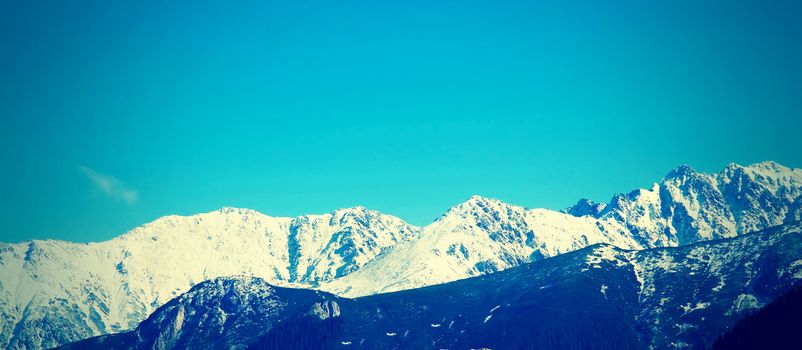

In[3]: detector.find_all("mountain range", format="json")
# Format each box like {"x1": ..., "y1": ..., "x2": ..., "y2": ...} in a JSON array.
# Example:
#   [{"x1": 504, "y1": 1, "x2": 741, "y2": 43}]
[
  {"x1": 1, "y1": 160, "x2": 801, "y2": 349},
  {"x1": 60, "y1": 221, "x2": 802, "y2": 349}
]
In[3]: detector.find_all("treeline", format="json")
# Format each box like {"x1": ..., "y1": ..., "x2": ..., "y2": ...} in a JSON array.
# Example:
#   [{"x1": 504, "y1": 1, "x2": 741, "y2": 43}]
[{"x1": 713, "y1": 283, "x2": 802, "y2": 349}]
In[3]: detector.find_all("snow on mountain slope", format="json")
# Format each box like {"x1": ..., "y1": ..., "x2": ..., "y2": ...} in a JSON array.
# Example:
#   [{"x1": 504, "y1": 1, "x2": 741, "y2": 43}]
[
  {"x1": 628, "y1": 221, "x2": 802, "y2": 348},
  {"x1": 0, "y1": 207, "x2": 416, "y2": 350},
  {"x1": 595, "y1": 161, "x2": 802, "y2": 248},
  {"x1": 2, "y1": 160, "x2": 801, "y2": 349},
  {"x1": 321, "y1": 196, "x2": 642, "y2": 296},
  {"x1": 718, "y1": 161, "x2": 802, "y2": 233},
  {"x1": 596, "y1": 183, "x2": 673, "y2": 248}
]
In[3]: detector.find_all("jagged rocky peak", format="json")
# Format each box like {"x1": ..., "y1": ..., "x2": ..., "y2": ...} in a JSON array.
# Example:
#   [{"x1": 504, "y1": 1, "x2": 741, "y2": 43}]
[
  {"x1": 283, "y1": 205, "x2": 420, "y2": 284},
  {"x1": 719, "y1": 161, "x2": 802, "y2": 197},
  {"x1": 332, "y1": 205, "x2": 368, "y2": 216},
  {"x1": 590, "y1": 184, "x2": 662, "y2": 224},
  {"x1": 560, "y1": 161, "x2": 802, "y2": 248},
  {"x1": 446, "y1": 195, "x2": 517, "y2": 217},
  {"x1": 661, "y1": 165, "x2": 737, "y2": 244},
  {"x1": 748, "y1": 160, "x2": 789, "y2": 172},
  {"x1": 661, "y1": 163, "x2": 720, "y2": 195},
  {"x1": 436, "y1": 195, "x2": 533, "y2": 234},
  {"x1": 216, "y1": 206, "x2": 261, "y2": 215},
  {"x1": 329, "y1": 206, "x2": 378, "y2": 226},
  {"x1": 605, "y1": 184, "x2": 662, "y2": 209},
  {"x1": 716, "y1": 161, "x2": 802, "y2": 234},
  {"x1": 720, "y1": 161, "x2": 800, "y2": 182},
  {"x1": 564, "y1": 198, "x2": 606, "y2": 217},
  {"x1": 663, "y1": 163, "x2": 704, "y2": 180},
  {"x1": 294, "y1": 205, "x2": 415, "y2": 230},
  {"x1": 461, "y1": 195, "x2": 506, "y2": 208}
]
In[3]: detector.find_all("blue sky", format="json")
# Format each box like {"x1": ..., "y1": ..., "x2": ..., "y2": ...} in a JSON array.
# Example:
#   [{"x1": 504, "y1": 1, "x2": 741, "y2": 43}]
[{"x1": 1, "y1": 0, "x2": 801, "y2": 243}]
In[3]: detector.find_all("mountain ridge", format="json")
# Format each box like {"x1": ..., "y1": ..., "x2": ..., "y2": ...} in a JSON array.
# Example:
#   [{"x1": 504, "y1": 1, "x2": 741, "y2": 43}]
[
  {"x1": 321, "y1": 161, "x2": 802, "y2": 297},
  {"x1": 2, "y1": 160, "x2": 802, "y2": 349},
  {"x1": 59, "y1": 221, "x2": 802, "y2": 349}
]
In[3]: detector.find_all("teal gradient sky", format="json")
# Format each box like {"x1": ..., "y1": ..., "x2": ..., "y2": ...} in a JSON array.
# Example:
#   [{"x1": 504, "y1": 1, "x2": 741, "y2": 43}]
[{"x1": 1, "y1": 0, "x2": 801, "y2": 243}]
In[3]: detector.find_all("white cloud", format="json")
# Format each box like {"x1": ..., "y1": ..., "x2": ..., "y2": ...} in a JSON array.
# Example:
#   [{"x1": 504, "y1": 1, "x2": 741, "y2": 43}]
[{"x1": 79, "y1": 166, "x2": 139, "y2": 204}]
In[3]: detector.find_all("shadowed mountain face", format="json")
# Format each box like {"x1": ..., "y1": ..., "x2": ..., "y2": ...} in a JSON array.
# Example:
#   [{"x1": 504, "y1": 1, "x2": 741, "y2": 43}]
[
  {"x1": 60, "y1": 222, "x2": 802, "y2": 350},
  {"x1": 712, "y1": 283, "x2": 802, "y2": 350}
]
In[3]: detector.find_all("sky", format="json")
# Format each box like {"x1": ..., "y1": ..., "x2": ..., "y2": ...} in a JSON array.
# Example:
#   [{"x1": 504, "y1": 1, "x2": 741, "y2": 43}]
[{"x1": 1, "y1": 0, "x2": 801, "y2": 243}]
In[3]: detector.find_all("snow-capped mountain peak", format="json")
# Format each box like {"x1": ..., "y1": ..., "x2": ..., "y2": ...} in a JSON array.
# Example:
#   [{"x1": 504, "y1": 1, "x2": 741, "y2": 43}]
[
  {"x1": 441, "y1": 195, "x2": 507, "y2": 216},
  {"x1": 564, "y1": 198, "x2": 607, "y2": 217},
  {"x1": 442, "y1": 195, "x2": 517, "y2": 221},
  {"x1": 0, "y1": 206, "x2": 417, "y2": 350},
  {"x1": 664, "y1": 164, "x2": 699, "y2": 180},
  {"x1": 216, "y1": 206, "x2": 262, "y2": 215}
]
